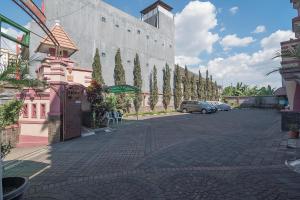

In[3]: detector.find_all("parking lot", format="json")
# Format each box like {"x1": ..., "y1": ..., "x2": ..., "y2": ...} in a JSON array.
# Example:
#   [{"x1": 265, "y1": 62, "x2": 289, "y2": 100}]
[{"x1": 4, "y1": 109, "x2": 300, "y2": 199}]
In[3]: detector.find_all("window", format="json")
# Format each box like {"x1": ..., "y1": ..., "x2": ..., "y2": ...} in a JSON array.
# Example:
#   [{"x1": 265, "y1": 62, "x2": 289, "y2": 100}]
[
  {"x1": 146, "y1": 35, "x2": 149, "y2": 39},
  {"x1": 23, "y1": 104, "x2": 28, "y2": 118},
  {"x1": 40, "y1": 104, "x2": 46, "y2": 119},
  {"x1": 102, "y1": 52, "x2": 106, "y2": 57},
  {"x1": 127, "y1": 60, "x2": 131, "y2": 63},
  {"x1": 154, "y1": 40, "x2": 157, "y2": 43},
  {"x1": 32, "y1": 104, "x2": 37, "y2": 118},
  {"x1": 49, "y1": 48, "x2": 55, "y2": 56},
  {"x1": 137, "y1": 30, "x2": 141, "y2": 34},
  {"x1": 101, "y1": 17, "x2": 106, "y2": 22},
  {"x1": 115, "y1": 24, "x2": 119, "y2": 28},
  {"x1": 127, "y1": 29, "x2": 131, "y2": 33},
  {"x1": 169, "y1": 44, "x2": 172, "y2": 48}
]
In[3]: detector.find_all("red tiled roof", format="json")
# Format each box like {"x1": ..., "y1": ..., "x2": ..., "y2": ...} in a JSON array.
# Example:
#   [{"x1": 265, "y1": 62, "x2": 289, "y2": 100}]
[{"x1": 38, "y1": 23, "x2": 78, "y2": 51}]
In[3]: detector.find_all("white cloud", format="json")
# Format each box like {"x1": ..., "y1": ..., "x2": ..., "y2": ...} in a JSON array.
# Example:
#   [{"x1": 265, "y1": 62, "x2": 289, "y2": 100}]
[
  {"x1": 175, "y1": 1, "x2": 219, "y2": 59},
  {"x1": 175, "y1": 56, "x2": 201, "y2": 66},
  {"x1": 252, "y1": 25, "x2": 266, "y2": 34},
  {"x1": 229, "y1": 6, "x2": 239, "y2": 15},
  {"x1": 261, "y1": 30, "x2": 294, "y2": 49},
  {"x1": 1, "y1": 26, "x2": 22, "y2": 53},
  {"x1": 220, "y1": 34, "x2": 255, "y2": 50},
  {"x1": 193, "y1": 30, "x2": 294, "y2": 88}
]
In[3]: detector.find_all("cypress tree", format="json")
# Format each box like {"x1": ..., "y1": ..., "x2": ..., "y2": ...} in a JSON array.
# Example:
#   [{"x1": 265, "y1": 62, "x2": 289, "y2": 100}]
[
  {"x1": 173, "y1": 65, "x2": 182, "y2": 109},
  {"x1": 114, "y1": 49, "x2": 126, "y2": 111},
  {"x1": 114, "y1": 48, "x2": 126, "y2": 85},
  {"x1": 163, "y1": 63, "x2": 171, "y2": 111},
  {"x1": 92, "y1": 48, "x2": 104, "y2": 84},
  {"x1": 183, "y1": 66, "x2": 191, "y2": 100},
  {"x1": 215, "y1": 81, "x2": 219, "y2": 101},
  {"x1": 150, "y1": 66, "x2": 158, "y2": 111},
  {"x1": 210, "y1": 75, "x2": 213, "y2": 100},
  {"x1": 197, "y1": 70, "x2": 202, "y2": 100},
  {"x1": 133, "y1": 53, "x2": 143, "y2": 113},
  {"x1": 190, "y1": 74, "x2": 197, "y2": 100},
  {"x1": 205, "y1": 69, "x2": 209, "y2": 101}
]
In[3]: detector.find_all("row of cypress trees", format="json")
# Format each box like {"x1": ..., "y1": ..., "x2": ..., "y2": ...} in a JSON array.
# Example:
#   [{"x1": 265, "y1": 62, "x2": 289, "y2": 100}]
[
  {"x1": 91, "y1": 48, "x2": 219, "y2": 112},
  {"x1": 173, "y1": 65, "x2": 219, "y2": 110}
]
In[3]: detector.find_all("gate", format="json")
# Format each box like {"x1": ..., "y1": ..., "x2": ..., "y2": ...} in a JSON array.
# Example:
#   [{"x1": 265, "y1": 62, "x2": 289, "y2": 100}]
[{"x1": 63, "y1": 84, "x2": 84, "y2": 141}]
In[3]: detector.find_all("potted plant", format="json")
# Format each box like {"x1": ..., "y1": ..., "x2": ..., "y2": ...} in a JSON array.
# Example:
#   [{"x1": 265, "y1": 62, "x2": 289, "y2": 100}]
[
  {"x1": 1, "y1": 142, "x2": 29, "y2": 200},
  {"x1": 288, "y1": 124, "x2": 299, "y2": 139}
]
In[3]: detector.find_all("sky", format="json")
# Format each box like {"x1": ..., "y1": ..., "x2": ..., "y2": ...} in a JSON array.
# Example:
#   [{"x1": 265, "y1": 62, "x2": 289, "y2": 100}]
[{"x1": 0, "y1": 0, "x2": 296, "y2": 88}]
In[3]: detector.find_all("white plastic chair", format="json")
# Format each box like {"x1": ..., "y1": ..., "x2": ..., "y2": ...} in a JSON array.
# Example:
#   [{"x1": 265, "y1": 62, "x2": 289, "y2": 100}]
[
  {"x1": 106, "y1": 112, "x2": 115, "y2": 126},
  {"x1": 114, "y1": 111, "x2": 123, "y2": 124}
]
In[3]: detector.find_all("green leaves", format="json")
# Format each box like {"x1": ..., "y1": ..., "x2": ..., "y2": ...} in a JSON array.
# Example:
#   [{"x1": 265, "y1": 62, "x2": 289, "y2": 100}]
[
  {"x1": 150, "y1": 65, "x2": 158, "y2": 111},
  {"x1": 222, "y1": 82, "x2": 275, "y2": 96},
  {"x1": 0, "y1": 99, "x2": 23, "y2": 128},
  {"x1": 163, "y1": 63, "x2": 171, "y2": 110},
  {"x1": 174, "y1": 65, "x2": 182, "y2": 109},
  {"x1": 92, "y1": 48, "x2": 105, "y2": 85},
  {"x1": 133, "y1": 53, "x2": 143, "y2": 113},
  {"x1": 183, "y1": 66, "x2": 190, "y2": 100}
]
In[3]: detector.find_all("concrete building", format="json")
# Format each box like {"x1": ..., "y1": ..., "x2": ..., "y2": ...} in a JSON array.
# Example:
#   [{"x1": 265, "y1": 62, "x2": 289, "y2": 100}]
[
  {"x1": 0, "y1": 48, "x2": 17, "y2": 69},
  {"x1": 29, "y1": 0, "x2": 175, "y2": 110}
]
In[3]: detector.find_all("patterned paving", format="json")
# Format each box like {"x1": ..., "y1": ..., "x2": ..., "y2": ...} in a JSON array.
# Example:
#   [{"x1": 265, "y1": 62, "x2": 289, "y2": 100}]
[{"x1": 4, "y1": 109, "x2": 300, "y2": 199}]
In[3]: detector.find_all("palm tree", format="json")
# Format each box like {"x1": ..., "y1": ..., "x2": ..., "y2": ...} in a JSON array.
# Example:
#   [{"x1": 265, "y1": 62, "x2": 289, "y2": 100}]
[{"x1": 267, "y1": 46, "x2": 300, "y2": 76}]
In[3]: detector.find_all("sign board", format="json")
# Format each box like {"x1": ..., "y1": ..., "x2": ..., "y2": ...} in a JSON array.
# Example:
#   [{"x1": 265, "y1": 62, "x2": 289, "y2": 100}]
[{"x1": 20, "y1": 0, "x2": 46, "y2": 24}]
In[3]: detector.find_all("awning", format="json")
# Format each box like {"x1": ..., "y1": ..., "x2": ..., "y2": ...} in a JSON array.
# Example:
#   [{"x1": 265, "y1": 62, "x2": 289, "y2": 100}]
[{"x1": 106, "y1": 85, "x2": 140, "y2": 94}]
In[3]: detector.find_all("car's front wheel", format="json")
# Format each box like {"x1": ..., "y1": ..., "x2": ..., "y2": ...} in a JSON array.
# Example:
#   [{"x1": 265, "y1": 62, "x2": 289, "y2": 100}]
[
  {"x1": 182, "y1": 108, "x2": 188, "y2": 113},
  {"x1": 201, "y1": 109, "x2": 207, "y2": 114}
]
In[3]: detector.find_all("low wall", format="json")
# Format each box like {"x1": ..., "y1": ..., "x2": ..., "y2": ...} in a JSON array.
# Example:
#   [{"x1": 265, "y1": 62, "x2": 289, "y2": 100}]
[
  {"x1": 281, "y1": 111, "x2": 300, "y2": 131},
  {"x1": 0, "y1": 125, "x2": 20, "y2": 147},
  {"x1": 223, "y1": 96, "x2": 280, "y2": 108}
]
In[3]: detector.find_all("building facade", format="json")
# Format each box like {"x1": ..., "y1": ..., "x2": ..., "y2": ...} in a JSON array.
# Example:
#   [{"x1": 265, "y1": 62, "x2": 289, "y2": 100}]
[
  {"x1": 0, "y1": 48, "x2": 17, "y2": 69},
  {"x1": 280, "y1": 0, "x2": 300, "y2": 131},
  {"x1": 29, "y1": 0, "x2": 175, "y2": 110}
]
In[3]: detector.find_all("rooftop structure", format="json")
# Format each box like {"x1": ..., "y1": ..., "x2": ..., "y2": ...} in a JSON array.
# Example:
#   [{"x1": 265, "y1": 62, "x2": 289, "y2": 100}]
[{"x1": 36, "y1": 20, "x2": 78, "y2": 57}]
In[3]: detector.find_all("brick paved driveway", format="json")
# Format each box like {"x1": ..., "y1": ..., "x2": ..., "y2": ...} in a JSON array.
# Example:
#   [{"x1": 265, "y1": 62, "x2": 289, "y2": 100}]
[{"x1": 4, "y1": 109, "x2": 300, "y2": 199}]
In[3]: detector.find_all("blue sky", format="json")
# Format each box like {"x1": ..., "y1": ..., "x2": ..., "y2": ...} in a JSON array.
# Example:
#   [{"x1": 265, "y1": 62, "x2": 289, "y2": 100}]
[{"x1": 0, "y1": 0, "x2": 296, "y2": 87}]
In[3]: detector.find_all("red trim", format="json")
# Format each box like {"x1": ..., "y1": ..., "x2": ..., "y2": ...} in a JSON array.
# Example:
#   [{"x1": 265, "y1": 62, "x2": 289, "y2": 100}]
[
  {"x1": 23, "y1": 104, "x2": 28, "y2": 118},
  {"x1": 19, "y1": 120, "x2": 48, "y2": 124},
  {"x1": 43, "y1": 72, "x2": 65, "y2": 76},
  {"x1": 68, "y1": 67, "x2": 92, "y2": 72},
  {"x1": 40, "y1": 104, "x2": 46, "y2": 119},
  {"x1": 31, "y1": 104, "x2": 37, "y2": 118},
  {"x1": 47, "y1": 81, "x2": 68, "y2": 85}
]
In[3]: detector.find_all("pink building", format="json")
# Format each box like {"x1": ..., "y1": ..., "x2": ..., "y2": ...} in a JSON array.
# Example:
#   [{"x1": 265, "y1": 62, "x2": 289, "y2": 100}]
[
  {"x1": 280, "y1": 0, "x2": 300, "y2": 130},
  {"x1": 17, "y1": 22, "x2": 92, "y2": 147}
]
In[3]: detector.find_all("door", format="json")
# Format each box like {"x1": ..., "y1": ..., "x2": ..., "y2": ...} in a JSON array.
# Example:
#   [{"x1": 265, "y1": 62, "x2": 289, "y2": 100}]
[{"x1": 63, "y1": 84, "x2": 84, "y2": 141}]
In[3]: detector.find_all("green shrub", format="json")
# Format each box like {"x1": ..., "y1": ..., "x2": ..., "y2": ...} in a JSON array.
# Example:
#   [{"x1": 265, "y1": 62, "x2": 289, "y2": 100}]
[{"x1": 0, "y1": 99, "x2": 23, "y2": 128}]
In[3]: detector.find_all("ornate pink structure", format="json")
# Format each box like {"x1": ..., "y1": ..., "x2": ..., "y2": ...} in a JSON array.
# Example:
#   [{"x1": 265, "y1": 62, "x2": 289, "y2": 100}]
[{"x1": 17, "y1": 21, "x2": 92, "y2": 147}]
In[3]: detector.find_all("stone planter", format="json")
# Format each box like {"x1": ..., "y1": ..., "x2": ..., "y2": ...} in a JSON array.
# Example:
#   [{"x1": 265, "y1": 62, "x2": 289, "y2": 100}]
[
  {"x1": 2, "y1": 177, "x2": 29, "y2": 200},
  {"x1": 289, "y1": 130, "x2": 300, "y2": 139}
]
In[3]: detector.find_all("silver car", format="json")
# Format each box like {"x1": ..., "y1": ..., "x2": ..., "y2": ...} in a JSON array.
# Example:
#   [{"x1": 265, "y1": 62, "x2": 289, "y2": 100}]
[{"x1": 179, "y1": 101, "x2": 214, "y2": 114}]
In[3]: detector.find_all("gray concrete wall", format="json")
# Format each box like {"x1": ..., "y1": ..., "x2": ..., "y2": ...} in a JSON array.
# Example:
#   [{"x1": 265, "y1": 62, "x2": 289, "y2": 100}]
[
  {"x1": 224, "y1": 96, "x2": 280, "y2": 108},
  {"x1": 29, "y1": 0, "x2": 175, "y2": 101}
]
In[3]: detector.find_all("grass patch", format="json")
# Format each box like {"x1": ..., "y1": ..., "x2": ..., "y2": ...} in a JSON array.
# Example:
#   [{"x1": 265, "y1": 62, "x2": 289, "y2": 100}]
[{"x1": 124, "y1": 110, "x2": 176, "y2": 117}]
